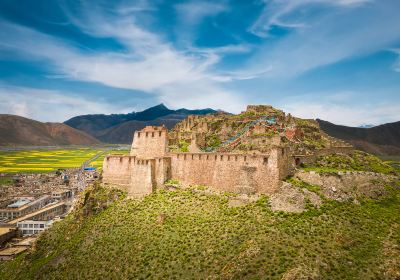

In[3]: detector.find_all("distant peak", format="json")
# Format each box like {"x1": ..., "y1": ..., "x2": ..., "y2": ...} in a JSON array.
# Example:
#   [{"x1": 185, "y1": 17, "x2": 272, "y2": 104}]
[{"x1": 151, "y1": 103, "x2": 169, "y2": 110}]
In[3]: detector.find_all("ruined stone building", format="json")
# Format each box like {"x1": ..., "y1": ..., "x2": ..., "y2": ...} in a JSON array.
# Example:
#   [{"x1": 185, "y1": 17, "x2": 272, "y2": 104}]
[
  {"x1": 102, "y1": 106, "x2": 352, "y2": 197},
  {"x1": 104, "y1": 127, "x2": 297, "y2": 197}
]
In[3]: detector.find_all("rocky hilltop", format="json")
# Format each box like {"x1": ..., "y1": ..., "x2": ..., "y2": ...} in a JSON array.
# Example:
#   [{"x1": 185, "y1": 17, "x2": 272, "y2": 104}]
[{"x1": 169, "y1": 105, "x2": 350, "y2": 155}]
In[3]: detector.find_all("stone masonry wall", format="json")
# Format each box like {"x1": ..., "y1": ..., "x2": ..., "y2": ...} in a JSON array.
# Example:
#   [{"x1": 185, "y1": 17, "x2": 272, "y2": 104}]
[
  {"x1": 129, "y1": 159, "x2": 155, "y2": 197},
  {"x1": 130, "y1": 127, "x2": 168, "y2": 159},
  {"x1": 102, "y1": 156, "x2": 156, "y2": 197},
  {"x1": 169, "y1": 150, "x2": 283, "y2": 194},
  {"x1": 293, "y1": 146, "x2": 353, "y2": 166},
  {"x1": 102, "y1": 156, "x2": 134, "y2": 187}
]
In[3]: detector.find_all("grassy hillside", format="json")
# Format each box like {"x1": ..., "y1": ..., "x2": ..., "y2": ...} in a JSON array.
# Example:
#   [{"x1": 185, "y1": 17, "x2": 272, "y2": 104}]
[{"x1": 1, "y1": 182, "x2": 399, "y2": 279}]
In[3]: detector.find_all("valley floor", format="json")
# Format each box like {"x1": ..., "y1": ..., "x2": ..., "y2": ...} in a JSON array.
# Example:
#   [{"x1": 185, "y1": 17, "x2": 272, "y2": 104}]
[{"x1": 0, "y1": 145, "x2": 130, "y2": 173}]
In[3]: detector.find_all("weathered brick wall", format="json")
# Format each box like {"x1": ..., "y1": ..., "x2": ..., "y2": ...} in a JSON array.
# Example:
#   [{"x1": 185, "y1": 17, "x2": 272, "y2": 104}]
[
  {"x1": 293, "y1": 146, "x2": 353, "y2": 166},
  {"x1": 154, "y1": 157, "x2": 171, "y2": 188},
  {"x1": 130, "y1": 127, "x2": 168, "y2": 158},
  {"x1": 103, "y1": 147, "x2": 296, "y2": 196},
  {"x1": 129, "y1": 159, "x2": 155, "y2": 197},
  {"x1": 102, "y1": 156, "x2": 156, "y2": 197},
  {"x1": 102, "y1": 156, "x2": 135, "y2": 187},
  {"x1": 169, "y1": 150, "x2": 283, "y2": 194}
]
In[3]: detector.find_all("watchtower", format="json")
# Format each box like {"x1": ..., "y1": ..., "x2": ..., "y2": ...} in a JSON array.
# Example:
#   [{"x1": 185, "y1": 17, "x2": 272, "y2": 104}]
[{"x1": 130, "y1": 126, "x2": 169, "y2": 158}]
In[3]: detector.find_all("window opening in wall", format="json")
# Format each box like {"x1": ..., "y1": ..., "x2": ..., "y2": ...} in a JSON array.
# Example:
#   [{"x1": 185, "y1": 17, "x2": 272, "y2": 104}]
[{"x1": 263, "y1": 157, "x2": 268, "y2": 164}]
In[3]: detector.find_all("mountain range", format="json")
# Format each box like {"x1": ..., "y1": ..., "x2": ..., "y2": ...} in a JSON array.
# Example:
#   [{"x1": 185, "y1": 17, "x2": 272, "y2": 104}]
[
  {"x1": 317, "y1": 119, "x2": 400, "y2": 156},
  {"x1": 1, "y1": 104, "x2": 399, "y2": 157},
  {"x1": 64, "y1": 104, "x2": 216, "y2": 143},
  {"x1": 0, "y1": 114, "x2": 100, "y2": 146}
]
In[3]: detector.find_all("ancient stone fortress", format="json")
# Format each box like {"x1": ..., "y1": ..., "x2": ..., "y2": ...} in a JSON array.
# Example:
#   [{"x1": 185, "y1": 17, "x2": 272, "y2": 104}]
[{"x1": 102, "y1": 105, "x2": 352, "y2": 197}]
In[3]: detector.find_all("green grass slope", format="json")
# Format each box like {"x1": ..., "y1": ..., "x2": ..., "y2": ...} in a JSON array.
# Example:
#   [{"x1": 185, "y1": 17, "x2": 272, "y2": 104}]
[{"x1": 1, "y1": 183, "x2": 399, "y2": 279}]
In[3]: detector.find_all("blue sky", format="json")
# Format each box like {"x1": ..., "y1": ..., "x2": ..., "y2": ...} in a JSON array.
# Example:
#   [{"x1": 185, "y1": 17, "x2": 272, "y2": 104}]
[{"x1": 0, "y1": 0, "x2": 399, "y2": 126}]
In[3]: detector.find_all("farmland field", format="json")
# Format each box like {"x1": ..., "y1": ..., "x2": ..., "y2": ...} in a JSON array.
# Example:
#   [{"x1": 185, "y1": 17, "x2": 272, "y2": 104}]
[{"x1": 0, "y1": 147, "x2": 129, "y2": 173}]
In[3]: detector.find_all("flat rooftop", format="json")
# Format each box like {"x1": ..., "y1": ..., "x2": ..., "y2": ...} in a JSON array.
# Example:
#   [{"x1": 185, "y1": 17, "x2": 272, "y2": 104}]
[
  {"x1": 7, "y1": 198, "x2": 32, "y2": 208},
  {"x1": 7, "y1": 202, "x2": 65, "y2": 225}
]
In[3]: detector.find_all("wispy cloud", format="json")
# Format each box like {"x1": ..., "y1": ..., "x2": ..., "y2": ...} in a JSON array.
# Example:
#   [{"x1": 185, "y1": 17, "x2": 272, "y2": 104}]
[
  {"x1": 283, "y1": 101, "x2": 400, "y2": 126},
  {"x1": 249, "y1": 0, "x2": 373, "y2": 38},
  {"x1": 0, "y1": 3, "x2": 244, "y2": 113},
  {"x1": 0, "y1": 85, "x2": 128, "y2": 122},
  {"x1": 0, "y1": 0, "x2": 399, "y2": 125},
  {"x1": 175, "y1": 1, "x2": 228, "y2": 27},
  {"x1": 391, "y1": 49, "x2": 400, "y2": 72},
  {"x1": 246, "y1": 0, "x2": 400, "y2": 77}
]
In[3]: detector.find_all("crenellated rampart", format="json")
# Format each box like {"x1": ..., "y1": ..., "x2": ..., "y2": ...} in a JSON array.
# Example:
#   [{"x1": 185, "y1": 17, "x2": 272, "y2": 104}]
[
  {"x1": 169, "y1": 151, "x2": 280, "y2": 193},
  {"x1": 103, "y1": 125, "x2": 351, "y2": 197},
  {"x1": 102, "y1": 155, "x2": 156, "y2": 197}
]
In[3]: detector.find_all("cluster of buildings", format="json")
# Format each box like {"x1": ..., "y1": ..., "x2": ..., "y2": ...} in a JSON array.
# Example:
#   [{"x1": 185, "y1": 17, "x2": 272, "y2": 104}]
[{"x1": 0, "y1": 167, "x2": 99, "y2": 261}]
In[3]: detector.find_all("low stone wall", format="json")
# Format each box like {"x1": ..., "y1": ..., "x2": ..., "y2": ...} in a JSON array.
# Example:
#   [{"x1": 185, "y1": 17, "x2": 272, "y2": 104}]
[{"x1": 293, "y1": 146, "x2": 353, "y2": 166}]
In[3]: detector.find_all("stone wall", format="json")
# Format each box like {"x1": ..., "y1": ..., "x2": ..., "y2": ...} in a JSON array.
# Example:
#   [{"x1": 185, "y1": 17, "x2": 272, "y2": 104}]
[
  {"x1": 129, "y1": 159, "x2": 155, "y2": 197},
  {"x1": 293, "y1": 146, "x2": 353, "y2": 166},
  {"x1": 130, "y1": 126, "x2": 168, "y2": 158},
  {"x1": 169, "y1": 149, "x2": 285, "y2": 194},
  {"x1": 154, "y1": 157, "x2": 171, "y2": 188},
  {"x1": 102, "y1": 156, "x2": 156, "y2": 197},
  {"x1": 103, "y1": 146, "x2": 296, "y2": 196},
  {"x1": 103, "y1": 156, "x2": 134, "y2": 187}
]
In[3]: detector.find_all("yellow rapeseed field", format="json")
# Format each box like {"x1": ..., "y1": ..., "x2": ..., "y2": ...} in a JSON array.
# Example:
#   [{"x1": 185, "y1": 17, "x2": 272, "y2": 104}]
[{"x1": 0, "y1": 148, "x2": 103, "y2": 173}]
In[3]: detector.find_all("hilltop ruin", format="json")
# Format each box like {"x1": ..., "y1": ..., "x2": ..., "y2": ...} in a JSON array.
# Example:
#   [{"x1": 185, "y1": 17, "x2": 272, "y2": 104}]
[{"x1": 102, "y1": 105, "x2": 352, "y2": 197}]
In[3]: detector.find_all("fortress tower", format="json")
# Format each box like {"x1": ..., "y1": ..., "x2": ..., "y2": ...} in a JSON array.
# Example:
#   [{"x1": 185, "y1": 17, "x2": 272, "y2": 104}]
[
  {"x1": 104, "y1": 125, "x2": 301, "y2": 197},
  {"x1": 130, "y1": 126, "x2": 169, "y2": 159}
]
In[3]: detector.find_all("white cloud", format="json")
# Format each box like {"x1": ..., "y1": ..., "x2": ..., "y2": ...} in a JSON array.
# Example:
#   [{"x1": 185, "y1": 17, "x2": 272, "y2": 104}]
[
  {"x1": 250, "y1": 0, "x2": 373, "y2": 37},
  {"x1": 246, "y1": 0, "x2": 400, "y2": 77},
  {"x1": 175, "y1": 1, "x2": 228, "y2": 26},
  {"x1": 0, "y1": 5, "x2": 244, "y2": 114},
  {"x1": 280, "y1": 91, "x2": 400, "y2": 126},
  {"x1": 0, "y1": 85, "x2": 129, "y2": 122},
  {"x1": 391, "y1": 49, "x2": 400, "y2": 72}
]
